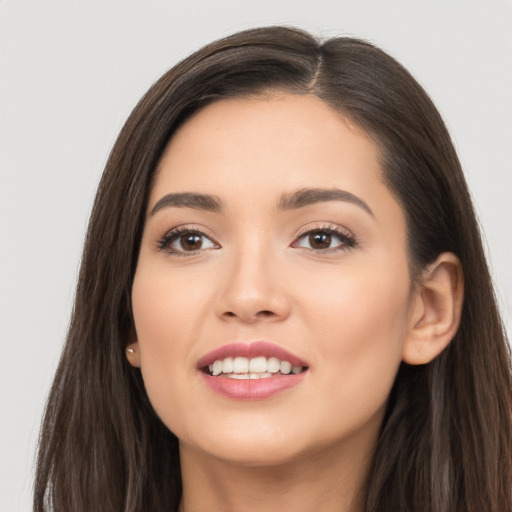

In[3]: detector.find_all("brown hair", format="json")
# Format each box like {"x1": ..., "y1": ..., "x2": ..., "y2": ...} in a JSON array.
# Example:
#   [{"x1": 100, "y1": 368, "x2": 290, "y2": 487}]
[{"x1": 34, "y1": 26, "x2": 511, "y2": 512}]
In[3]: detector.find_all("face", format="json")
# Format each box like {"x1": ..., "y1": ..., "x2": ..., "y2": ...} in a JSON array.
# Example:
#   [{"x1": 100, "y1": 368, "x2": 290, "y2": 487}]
[{"x1": 131, "y1": 93, "x2": 416, "y2": 467}]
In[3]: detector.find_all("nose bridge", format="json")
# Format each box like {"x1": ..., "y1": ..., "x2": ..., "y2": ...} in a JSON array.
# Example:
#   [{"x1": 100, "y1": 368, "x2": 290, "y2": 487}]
[{"x1": 217, "y1": 230, "x2": 289, "y2": 322}]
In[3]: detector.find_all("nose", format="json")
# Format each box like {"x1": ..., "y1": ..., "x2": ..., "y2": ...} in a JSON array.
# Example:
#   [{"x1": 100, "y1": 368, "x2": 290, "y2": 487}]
[{"x1": 216, "y1": 245, "x2": 291, "y2": 324}]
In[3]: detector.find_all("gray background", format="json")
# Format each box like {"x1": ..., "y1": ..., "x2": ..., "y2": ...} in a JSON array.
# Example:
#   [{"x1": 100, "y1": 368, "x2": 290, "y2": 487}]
[{"x1": 1, "y1": 1, "x2": 511, "y2": 510}]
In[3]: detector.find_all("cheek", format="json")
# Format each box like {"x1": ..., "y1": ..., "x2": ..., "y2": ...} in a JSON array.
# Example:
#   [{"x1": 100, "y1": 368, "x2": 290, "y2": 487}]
[
  {"x1": 130, "y1": 263, "x2": 210, "y2": 422},
  {"x1": 299, "y1": 262, "x2": 411, "y2": 420},
  {"x1": 132, "y1": 268, "x2": 184, "y2": 354},
  {"x1": 132, "y1": 259, "x2": 213, "y2": 350},
  {"x1": 313, "y1": 276, "x2": 410, "y2": 351}
]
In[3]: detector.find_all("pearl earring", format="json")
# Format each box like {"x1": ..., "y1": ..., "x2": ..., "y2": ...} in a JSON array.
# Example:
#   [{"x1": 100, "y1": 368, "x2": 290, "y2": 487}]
[{"x1": 126, "y1": 347, "x2": 134, "y2": 354}]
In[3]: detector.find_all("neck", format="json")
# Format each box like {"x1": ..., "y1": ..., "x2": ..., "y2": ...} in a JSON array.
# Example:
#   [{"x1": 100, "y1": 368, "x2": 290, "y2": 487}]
[{"x1": 178, "y1": 437, "x2": 374, "y2": 512}]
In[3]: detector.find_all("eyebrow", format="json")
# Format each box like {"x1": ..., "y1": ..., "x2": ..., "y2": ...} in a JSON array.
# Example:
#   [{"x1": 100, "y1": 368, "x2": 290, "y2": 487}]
[
  {"x1": 150, "y1": 192, "x2": 223, "y2": 216},
  {"x1": 150, "y1": 187, "x2": 373, "y2": 217},
  {"x1": 277, "y1": 188, "x2": 374, "y2": 216}
]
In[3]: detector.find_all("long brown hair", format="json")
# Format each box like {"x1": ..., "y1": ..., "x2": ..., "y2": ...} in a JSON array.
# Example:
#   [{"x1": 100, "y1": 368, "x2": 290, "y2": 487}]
[{"x1": 34, "y1": 26, "x2": 511, "y2": 512}]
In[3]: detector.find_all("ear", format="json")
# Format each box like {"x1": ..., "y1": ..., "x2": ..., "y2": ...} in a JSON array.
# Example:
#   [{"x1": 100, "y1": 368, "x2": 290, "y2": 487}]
[
  {"x1": 402, "y1": 252, "x2": 464, "y2": 365},
  {"x1": 126, "y1": 341, "x2": 141, "y2": 368}
]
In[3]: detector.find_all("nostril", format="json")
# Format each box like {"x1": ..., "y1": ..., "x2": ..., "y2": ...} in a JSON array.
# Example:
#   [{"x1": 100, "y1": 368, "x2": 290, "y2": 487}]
[{"x1": 222, "y1": 309, "x2": 276, "y2": 321}]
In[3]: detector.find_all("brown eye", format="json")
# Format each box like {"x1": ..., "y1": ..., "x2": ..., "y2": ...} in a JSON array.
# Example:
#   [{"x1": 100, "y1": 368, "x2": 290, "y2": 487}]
[
  {"x1": 159, "y1": 229, "x2": 219, "y2": 254},
  {"x1": 308, "y1": 232, "x2": 332, "y2": 249},
  {"x1": 180, "y1": 233, "x2": 204, "y2": 251},
  {"x1": 292, "y1": 227, "x2": 356, "y2": 252}
]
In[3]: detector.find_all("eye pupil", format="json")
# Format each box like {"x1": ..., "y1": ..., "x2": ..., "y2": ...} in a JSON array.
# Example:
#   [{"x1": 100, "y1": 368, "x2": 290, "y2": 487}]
[
  {"x1": 181, "y1": 234, "x2": 202, "y2": 250},
  {"x1": 309, "y1": 232, "x2": 331, "y2": 249}
]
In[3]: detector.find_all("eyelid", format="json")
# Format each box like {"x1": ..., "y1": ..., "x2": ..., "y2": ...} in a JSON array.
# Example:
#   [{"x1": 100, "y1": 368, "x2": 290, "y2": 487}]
[
  {"x1": 156, "y1": 224, "x2": 220, "y2": 255},
  {"x1": 291, "y1": 222, "x2": 357, "y2": 251},
  {"x1": 154, "y1": 221, "x2": 357, "y2": 255},
  {"x1": 294, "y1": 222, "x2": 354, "y2": 240}
]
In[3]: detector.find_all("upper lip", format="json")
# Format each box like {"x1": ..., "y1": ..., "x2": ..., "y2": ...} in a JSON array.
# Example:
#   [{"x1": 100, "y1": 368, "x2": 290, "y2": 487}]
[{"x1": 196, "y1": 341, "x2": 309, "y2": 369}]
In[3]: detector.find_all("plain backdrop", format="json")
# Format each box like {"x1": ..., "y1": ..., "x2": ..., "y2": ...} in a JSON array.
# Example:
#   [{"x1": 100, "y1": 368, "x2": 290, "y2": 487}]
[{"x1": 1, "y1": 1, "x2": 511, "y2": 510}]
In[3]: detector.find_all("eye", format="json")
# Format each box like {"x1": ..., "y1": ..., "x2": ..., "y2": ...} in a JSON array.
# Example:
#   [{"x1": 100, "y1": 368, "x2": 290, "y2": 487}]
[
  {"x1": 158, "y1": 228, "x2": 219, "y2": 255},
  {"x1": 292, "y1": 227, "x2": 356, "y2": 252}
]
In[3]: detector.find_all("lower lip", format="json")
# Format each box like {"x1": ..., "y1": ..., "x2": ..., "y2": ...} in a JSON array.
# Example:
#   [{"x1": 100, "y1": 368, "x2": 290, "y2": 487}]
[{"x1": 199, "y1": 372, "x2": 307, "y2": 400}]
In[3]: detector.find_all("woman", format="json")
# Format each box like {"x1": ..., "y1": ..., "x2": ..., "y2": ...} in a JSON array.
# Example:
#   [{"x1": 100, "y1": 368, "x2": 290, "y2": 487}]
[{"x1": 34, "y1": 26, "x2": 511, "y2": 512}]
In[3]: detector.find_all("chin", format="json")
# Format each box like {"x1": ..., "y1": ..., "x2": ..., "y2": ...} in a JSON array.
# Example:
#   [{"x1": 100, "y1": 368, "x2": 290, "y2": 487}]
[
  {"x1": 188, "y1": 437, "x2": 311, "y2": 468},
  {"x1": 176, "y1": 415, "x2": 345, "y2": 469}
]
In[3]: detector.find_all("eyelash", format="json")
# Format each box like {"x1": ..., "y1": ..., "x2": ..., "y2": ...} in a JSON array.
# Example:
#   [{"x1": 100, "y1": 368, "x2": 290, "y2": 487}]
[
  {"x1": 156, "y1": 224, "x2": 357, "y2": 256},
  {"x1": 157, "y1": 226, "x2": 219, "y2": 256},
  {"x1": 292, "y1": 224, "x2": 357, "y2": 253}
]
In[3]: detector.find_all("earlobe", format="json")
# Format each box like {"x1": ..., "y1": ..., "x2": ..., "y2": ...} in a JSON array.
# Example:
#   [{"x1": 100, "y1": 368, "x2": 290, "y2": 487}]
[
  {"x1": 126, "y1": 342, "x2": 141, "y2": 368},
  {"x1": 402, "y1": 252, "x2": 464, "y2": 365}
]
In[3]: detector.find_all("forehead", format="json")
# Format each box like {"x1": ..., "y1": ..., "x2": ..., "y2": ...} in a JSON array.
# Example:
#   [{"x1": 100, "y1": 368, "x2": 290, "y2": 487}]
[{"x1": 151, "y1": 93, "x2": 386, "y2": 207}]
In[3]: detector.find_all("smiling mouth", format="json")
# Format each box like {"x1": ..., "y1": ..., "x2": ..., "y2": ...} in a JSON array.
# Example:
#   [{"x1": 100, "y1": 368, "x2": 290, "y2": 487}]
[
  {"x1": 198, "y1": 342, "x2": 309, "y2": 399},
  {"x1": 203, "y1": 356, "x2": 307, "y2": 379}
]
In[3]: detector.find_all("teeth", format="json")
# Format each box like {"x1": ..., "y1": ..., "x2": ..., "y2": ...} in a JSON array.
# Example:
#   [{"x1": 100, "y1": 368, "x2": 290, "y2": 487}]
[
  {"x1": 226, "y1": 372, "x2": 273, "y2": 380},
  {"x1": 280, "y1": 361, "x2": 292, "y2": 375},
  {"x1": 267, "y1": 357, "x2": 280, "y2": 373},
  {"x1": 206, "y1": 356, "x2": 304, "y2": 377},
  {"x1": 249, "y1": 356, "x2": 267, "y2": 373},
  {"x1": 212, "y1": 360, "x2": 223, "y2": 376},
  {"x1": 222, "y1": 357, "x2": 234, "y2": 373},
  {"x1": 233, "y1": 357, "x2": 249, "y2": 373}
]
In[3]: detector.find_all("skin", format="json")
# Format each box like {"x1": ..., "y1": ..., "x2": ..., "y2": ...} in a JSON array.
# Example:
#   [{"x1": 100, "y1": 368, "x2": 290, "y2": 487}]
[{"x1": 129, "y1": 93, "x2": 463, "y2": 512}]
